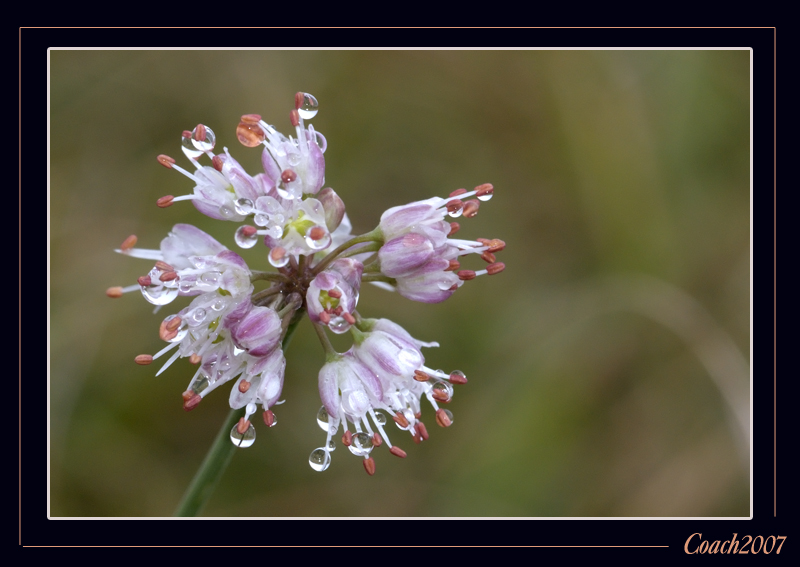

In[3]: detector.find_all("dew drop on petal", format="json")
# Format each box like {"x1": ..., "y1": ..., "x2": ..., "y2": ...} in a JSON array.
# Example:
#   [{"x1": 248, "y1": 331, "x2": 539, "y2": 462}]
[
  {"x1": 297, "y1": 93, "x2": 319, "y2": 120},
  {"x1": 437, "y1": 279, "x2": 453, "y2": 291},
  {"x1": 201, "y1": 271, "x2": 221, "y2": 285},
  {"x1": 308, "y1": 448, "x2": 331, "y2": 471},
  {"x1": 348, "y1": 432, "x2": 374, "y2": 456},
  {"x1": 230, "y1": 423, "x2": 256, "y2": 448},
  {"x1": 268, "y1": 225, "x2": 283, "y2": 239},
  {"x1": 211, "y1": 298, "x2": 226, "y2": 311},
  {"x1": 254, "y1": 213, "x2": 270, "y2": 226},
  {"x1": 316, "y1": 406, "x2": 330, "y2": 431},
  {"x1": 191, "y1": 375, "x2": 210, "y2": 395},
  {"x1": 328, "y1": 317, "x2": 349, "y2": 334},
  {"x1": 141, "y1": 285, "x2": 179, "y2": 306},
  {"x1": 398, "y1": 348, "x2": 422, "y2": 369},
  {"x1": 189, "y1": 308, "x2": 207, "y2": 325},
  {"x1": 287, "y1": 152, "x2": 302, "y2": 167},
  {"x1": 179, "y1": 280, "x2": 195, "y2": 293},
  {"x1": 234, "y1": 198, "x2": 254, "y2": 215},
  {"x1": 268, "y1": 250, "x2": 290, "y2": 268},
  {"x1": 234, "y1": 226, "x2": 258, "y2": 249},
  {"x1": 219, "y1": 204, "x2": 236, "y2": 219}
]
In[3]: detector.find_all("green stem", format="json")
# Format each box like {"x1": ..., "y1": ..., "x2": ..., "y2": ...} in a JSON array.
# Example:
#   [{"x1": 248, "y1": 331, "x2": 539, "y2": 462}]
[
  {"x1": 310, "y1": 228, "x2": 383, "y2": 275},
  {"x1": 173, "y1": 312, "x2": 305, "y2": 517}
]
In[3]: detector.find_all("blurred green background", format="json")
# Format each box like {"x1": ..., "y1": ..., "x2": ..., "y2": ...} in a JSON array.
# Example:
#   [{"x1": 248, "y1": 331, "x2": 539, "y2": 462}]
[{"x1": 49, "y1": 50, "x2": 750, "y2": 517}]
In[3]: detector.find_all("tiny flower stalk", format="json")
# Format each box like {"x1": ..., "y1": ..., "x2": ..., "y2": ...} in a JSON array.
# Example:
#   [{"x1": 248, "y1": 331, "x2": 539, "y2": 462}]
[{"x1": 109, "y1": 93, "x2": 505, "y2": 515}]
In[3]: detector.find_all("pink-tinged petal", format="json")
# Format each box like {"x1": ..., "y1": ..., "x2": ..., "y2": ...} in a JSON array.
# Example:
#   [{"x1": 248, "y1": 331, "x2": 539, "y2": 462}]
[
  {"x1": 328, "y1": 258, "x2": 363, "y2": 292},
  {"x1": 395, "y1": 258, "x2": 459, "y2": 303},
  {"x1": 318, "y1": 360, "x2": 342, "y2": 419},
  {"x1": 160, "y1": 224, "x2": 226, "y2": 269},
  {"x1": 232, "y1": 306, "x2": 282, "y2": 356},
  {"x1": 372, "y1": 318, "x2": 439, "y2": 349},
  {"x1": 261, "y1": 147, "x2": 281, "y2": 183},
  {"x1": 253, "y1": 348, "x2": 286, "y2": 407},
  {"x1": 379, "y1": 203, "x2": 438, "y2": 240},
  {"x1": 378, "y1": 233, "x2": 435, "y2": 278}
]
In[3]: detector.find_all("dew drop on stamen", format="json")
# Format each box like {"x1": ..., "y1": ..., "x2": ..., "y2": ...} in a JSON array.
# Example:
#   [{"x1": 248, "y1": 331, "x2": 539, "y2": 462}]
[
  {"x1": 229, "y1": 422, "x2": 256, "y2": 448},
  {"x1": 234, "y1": 198, "x2": 254, "y2": 215},
  {"x1": 433, "y1": 381, "x2": 454, "y2": 400},
  {"x1": 268, "y1": 225, "x2": 283, "y2": 239},
  {"x1": 447, "y1": 205, "x2": 464, "y2": 218},
  {"x1": 477, "y1": 192, "x2": 493, "y2": 202},
  {"x1": 181, "y1": 136, "x2": 204, "y2": 160},
  {"x1": 348, "y1": 432, "x2": 374, "y2": 456},
  {"x1": 268, "y1": 248, "x2": 290, "y2": 268},
  {"x1": 191, "y1": 375, "x2": 210, "y2": 395},
  {"x1": 304, "y1": 228, "x2": 331, "y2": 251},
  {"x1": 191, "y1": 125, "x2": 216, "y2": 152},
  {"x1": 141, "y1": 285, "x2": 179, "y2": 306},
  {"x1": 236, "y1": 121, "x2": 265, "y2": 147},
  {"x1": 328, "y1": 317, "x2": 348, "y2": 334},
  {"x1": 254, "y1": 213, "x2": 270, "y2": 227},
  {"x1": 316, "y1": 406, "x2": 330, "y2": 431},
  {"x1": 373, "y1": 412, "x2": 387, "y2": 425},
  {"x1": 308, "y1": 448, "x2": 331, "y2": 471},
  {"x1": 235, "y1": 226, "x2": 259, "y2": 249},
  {"x1": 297, "y1": 93, "x2": 319, "y2": 120},
  {"x1": 443, "y1": 409, "x2": 454, "y2": 424}
]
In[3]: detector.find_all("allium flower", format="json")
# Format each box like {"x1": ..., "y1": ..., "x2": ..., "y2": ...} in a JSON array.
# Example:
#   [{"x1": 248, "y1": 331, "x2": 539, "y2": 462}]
[{"x1": 107, "y1": 92, "x2": 505, "y2": 479}]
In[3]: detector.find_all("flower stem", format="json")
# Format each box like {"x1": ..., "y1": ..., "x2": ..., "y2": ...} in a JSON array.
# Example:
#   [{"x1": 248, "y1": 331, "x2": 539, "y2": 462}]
[
  {"x1": 173, "y1": 312, "x2": 305, "y2": 517},
  {"x1": 310, "y1": 228, "x2": 383, "y2": 275}
]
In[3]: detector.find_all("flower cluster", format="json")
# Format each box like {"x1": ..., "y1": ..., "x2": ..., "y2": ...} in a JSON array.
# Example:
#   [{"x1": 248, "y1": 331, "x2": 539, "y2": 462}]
[{"x1": 107, "y1": 93, "x2": 505, "y2": 475}]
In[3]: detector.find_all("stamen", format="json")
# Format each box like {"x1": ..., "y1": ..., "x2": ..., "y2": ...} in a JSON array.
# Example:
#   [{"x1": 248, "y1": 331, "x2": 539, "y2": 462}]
[
  {"x1": 157, "y1": 154, "x2": 176, "y2": 168},
  {"x1": 281, "y1": 169, "x2": 297, "y2": 183},
  {"x1": 486, "y1": 262, "x2": 505, "y2": 275},
  {"x1": 448, "y1": 222, "x2": 460, "y2": 236},
  {"x1": 289, "y1": 109, "x2": 300, "y2": 127},
  {"x1": 159, "y1": 271, "x2": 178, "y2": 282},
  {"x1": 327, "y1": 289, "x2": 342, "y2": 299},
  {"x1": 236, "y1": 121, "x2": 265, "y2": 147},
  {"x1": 236, "y1": 417, "x2": 251, "y2": 435},
  {"x1": 393, "y1": 412, "x2": 410, "y2": 428},
  {"x1": 240, "y1": 225, "x2": 258, "y2": 238},
  {"x1": 105, "y1": 286, "x2": 124, "y2": 298},
  {"x1": 342, "y1": 430, "x2": 353, "y2": 446},
  {"x1": 137, "y1": 276, "x2": 151, "y2": 286},
  {"x1": 120, "y1": 235, "x2": 138, "y2": 251},
  {"x1": 333, "y1": 306, "x2": 343, "y2": 316},
  {"x1": 263, "y1": 410, "x2": 276, "y2": 427},
  {"x1": 474, "y1": 183, "x2": 494, "y2": 197},
  {"x1": 416, "y1": 421, "x2": 430, "y2": 441},
  {"x1": 211, "y1": 155, "x2": 224, "y2": 171},
  {"x1": 435, "y1": 408, "x2": 452, "y2": 427},
  {"x1": 448, "y1": 371, "x2": 468, "y2": 385},
  {"x1": 481, "y1": 251, "x2": 496, "y2": 263},
  {"x1": 308, "y1": 226, "x2": 325, "y2": 241},
  {"x1": 372, "y1": 432, "x2": 383, "y2": 447},
  {"x1": 342, "y1": 312, "x2": 356, "y2": 325},
  {"x1": 238, "y1": 380, "x2": 251, "y2": 393},
  {"x1": 156, "y1": 195, "x2": 174, "y2": 208},
  {"x1": 241, "y1": 114, "x2": 262, "y2": 124},
  {"x1": 134, "y1": 354, "x2": 153, "y2": 365},
  {"x1": 159, "y1": 318, "x2": 178, "y2": 342},
  {"x1": 389, "y1": 446, "x2": 407, "y2": 458},
  {"x1": 413, "y1": 370, "x2": 430, "y2": 382},
  {"x1": 445, "y1": 260, "x2": 460, "y2": 272},
  {"x1": 270, "y1": 247, "x2": 286, "y2": 263},
  {"x1": 457, "y1": 270, "x2": 476, "y2": 281},
  {"x1": 155, "y1": 261, "x2": 175, "y2": 272},
  {"x1": 487, "y1": 239, "x2": 506, "y2": 252},
  {"x1": 363, "y1": 457, "x2": 376, "y2": 476},
  {"x1": 318, "y1": 311, "x2": 331, "y2": 324},
  {"x1": 294, "y1": 92, "x2": 305, "y2": 109},
  {"x1": 431, "y1": 388, "x2": 450, "y2": 403},
  {"x1": 449, "y1": 188, "x2": 467, "y2": 198},
  {"x1": 183, "y1": 392, "x2": 202, "y2": 411},
  {"x1": 189, "y1": 354, "x2": 201, "y2": 365},
  {"x1": 182, "y1": 130, "x2": 192, "y2": 139},
  {"x1": 446, "y1": 199, "x2": 464, "y2": 214},
  {"x1": 193, "y1": 124, "x2": 206, "y2": 142},
  {"x1": 462, "y1": 199, "x2": 480, "y2": 218}
]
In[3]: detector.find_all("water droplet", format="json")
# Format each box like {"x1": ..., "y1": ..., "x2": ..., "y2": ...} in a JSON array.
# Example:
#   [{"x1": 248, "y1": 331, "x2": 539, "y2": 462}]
[
  {"x1": 234, "y1": 226, "x2": 258, "y2": 249},
  {"x1": 328, "y1": 317, "x2": 349, "y2": 334},
  {"x1": 189, "y1": 308, "x2": 207, "y2": 325},
  {"x1": 219, "y1": 204, "x2": 236, "y2": 219},
  {"x1": 327, "y1": 439, "x2": 336, "y2": 452},
  {"x1": 181, "y1": 135, "x2": 203, "y2": 160},
  {"x1": 191, "y1": 375, "x2": 210, "y2": 395},
  {"x1": 141, "y1": 284, "x2": 179, "y2": 306},
  {"x1": 304, "y1": 228, "x2": 332, "y2": 250},
  {"x1": 447, "y1": 204, "x2": 463, "y2": 218},
  {"x1": 442, "y1": 409, "x2": 454, "y2": 424},
  {"x1": 450, "y1": 369, "x2": 466, "y2": 381},
  {"x1": 201, "y1": 271, "x2": 221, "y2": 285},
  {"x1": 233, "y1": 346, "x2": 245, "y2": 356},
  {"x1": 437, "y1": 279, "x2": 453, "y2": 291},
  {"x1": 211, "y1": 298, "x2": 226, "y2": 311},
  {"x1": 276, "y1": 186, "x2": 296, "y2": 200},
  {"x1": 308, "y1": 448, "x2": 330, "y2": 471},
  {"x1": 230, "y1": 422, "x2": 256, "y2": 448},
  {"x1": 254, "y1": 213, "x2": 270, "y2": 226},
  {"x1": 191, "y1": 125, "x2": 216, "y2": 152},
  {"x1": 179, "y1": 280, "x2": 195, "y2": 293},
  {"x1": 432, "y1": 381, "x2": 454, "y2": 400},
  {"x1": 287, "y1": 152, "x2": 302, "y2": 166},
  {"x1": 268, "y1": 225, "x2": 283, "y2": 239},
  {"x1": 314, "y1": 131, "x2": 327, "y2": 152},
  {"x1": 373, "y1": 412, "x2": 387, "y2": 425},
  {"x1": 477, "y1": 192, "x2": 493, "y2": 202},
  {"x1": 398, "y1": 348, "x2": 422, "y2": 369},
  {"x1": 297, "y1": 93, "x2": 319, "y2": 120},
  {"x1": 348, "y1": 432, "x2": 374, "y2": 456},
  {"x1": 234, "y1": 198, "x2": 254, "y2": 215},
  {"x1": 316, "y1": 406, "x2": 330, "y2": 431},
  {"x1": 236, "y1": 121, "x2": 265, "y2": 147},
  {"x1": 268, "y1": 251, "x2": 290, "y2": 268}
]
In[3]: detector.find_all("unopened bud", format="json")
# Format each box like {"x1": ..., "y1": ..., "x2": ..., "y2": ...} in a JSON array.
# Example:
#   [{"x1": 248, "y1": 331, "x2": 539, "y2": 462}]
[{"x1": 317, "y1": 187, "x2": 346, "y2": 232}]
